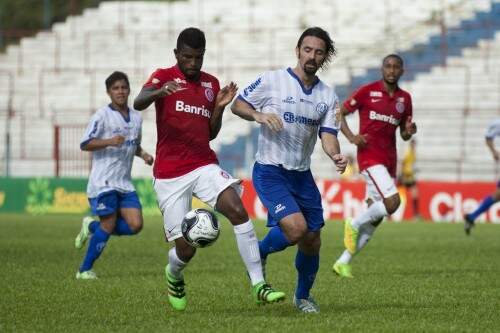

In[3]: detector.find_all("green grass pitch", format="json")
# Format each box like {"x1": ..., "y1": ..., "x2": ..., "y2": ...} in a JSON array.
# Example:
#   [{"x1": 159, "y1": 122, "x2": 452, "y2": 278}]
[{"x1": 1, "y1": 213, "x2": 499, "y2": 332}]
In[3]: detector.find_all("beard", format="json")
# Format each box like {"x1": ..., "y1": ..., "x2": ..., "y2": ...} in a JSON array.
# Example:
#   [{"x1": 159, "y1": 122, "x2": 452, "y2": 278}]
[{"x1": 303, "y1": 60, "x2": 319, "y2": 75}]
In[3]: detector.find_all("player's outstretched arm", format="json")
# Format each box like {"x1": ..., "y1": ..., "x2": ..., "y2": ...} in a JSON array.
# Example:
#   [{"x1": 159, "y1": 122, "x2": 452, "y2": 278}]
[
  {"x1": 135, "y1": 145, "x2": 154, "y2": 165},
  {"x1": 134, "y1": 82, "x2": 180, "y2": 111},
  {"x1": 81, "y1": 136, "x2": 125, "y2": 151},
  {"x1": 231, "y1": 99, "x2": 283, "y2": 132},
  {"x1": 321, "y1": 132, "x2": 347, "y2": 174},
  {"x1": 210, "y1": 82, "x2": 238, "y2": 140}
]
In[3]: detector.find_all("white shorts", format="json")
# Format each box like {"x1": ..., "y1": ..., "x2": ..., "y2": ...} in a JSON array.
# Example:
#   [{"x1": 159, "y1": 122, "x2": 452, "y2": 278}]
[
  {"x1": 361, "y1": 164, "x2": 398, "y2": 202},
  {"x1": 153, "y1": 164, "x2": 242, "y2": 242}
]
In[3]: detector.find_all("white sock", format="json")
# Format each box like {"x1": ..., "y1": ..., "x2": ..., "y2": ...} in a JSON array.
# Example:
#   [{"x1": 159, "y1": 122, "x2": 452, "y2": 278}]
[
  {"x1": 352, "y1": 201, "x2": 388, "y2": 229},
  {"x1": 233, "y1": 220, "x2": 264, "y2": 286},
  {"x1": 168, "y1": 247, "x2": 187, "y2": 279},
  {"x1": 357, "y1": 223, "x2": 376, "y2": 252},
  {"x1": 337, "y1": 250, "x2": 353, "y2": 264}
]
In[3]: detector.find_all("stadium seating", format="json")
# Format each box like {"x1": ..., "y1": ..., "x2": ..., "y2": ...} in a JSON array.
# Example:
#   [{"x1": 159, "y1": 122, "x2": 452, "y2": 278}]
[{"x1": 0, "y1": 0, "x2": 498, "y2": 180}]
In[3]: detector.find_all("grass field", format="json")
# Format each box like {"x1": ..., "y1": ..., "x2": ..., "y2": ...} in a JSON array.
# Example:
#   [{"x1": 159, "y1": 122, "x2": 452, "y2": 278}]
[{"x1": 1, "y1": 213, "x2": 499, "y2": 332}]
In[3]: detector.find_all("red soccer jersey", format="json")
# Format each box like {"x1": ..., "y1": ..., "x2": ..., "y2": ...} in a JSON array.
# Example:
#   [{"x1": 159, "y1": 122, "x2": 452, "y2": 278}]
[
  {"x1": 343, "y1": 80, "x2": 413, "y2": 177},
  {"x1": 143, "y1": 65, "x2": 220, "y2": 178}
]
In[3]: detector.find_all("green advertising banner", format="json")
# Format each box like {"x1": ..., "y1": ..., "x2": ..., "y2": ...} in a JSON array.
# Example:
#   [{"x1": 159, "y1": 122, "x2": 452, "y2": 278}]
[{"x1": 0, "y1": 177, "x2": 164, "y2": 216}]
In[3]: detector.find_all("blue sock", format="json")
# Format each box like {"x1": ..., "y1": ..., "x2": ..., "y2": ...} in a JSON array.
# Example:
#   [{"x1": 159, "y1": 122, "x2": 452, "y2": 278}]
[
  {"x1": 89, "y1": 221, "x2": 99, "y2": 234},
  {"x1": 469, "y1": 195, "x2": 495, "y2": 221},
  {"x1": 79, "y1": 226, "x2": 110, "y2": 272},
  {"x1": 258, "y1": 226, "x2": 291, "y2": 259},
  {"x1": 295, "y1": 250, "x2": 319, "y2": 300},
  {"x1": 113, "y1": 217, "x2": 135, "y2": 236}
]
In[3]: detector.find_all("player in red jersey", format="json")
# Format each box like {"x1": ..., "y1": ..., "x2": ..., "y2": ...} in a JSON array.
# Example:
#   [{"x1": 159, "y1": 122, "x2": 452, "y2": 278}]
[
  {"x1": 332, "y1": 54, "x2": 417, "y2": 278},
  {"x1": 133, "y1": 27, "x2": 284, "y2": 311}
]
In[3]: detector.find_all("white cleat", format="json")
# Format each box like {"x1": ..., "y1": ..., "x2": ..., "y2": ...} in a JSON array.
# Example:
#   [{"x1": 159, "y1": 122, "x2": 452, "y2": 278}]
[
  {"x1": 76, "y1": 270, "x2": 98, "y2": 280},
  {"x1": 293, "y1": 295, "x2": 320, "y2": 313}
]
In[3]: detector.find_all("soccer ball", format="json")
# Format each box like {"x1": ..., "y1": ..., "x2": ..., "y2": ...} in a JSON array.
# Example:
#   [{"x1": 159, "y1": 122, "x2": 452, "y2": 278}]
[{"x1": 181, "y1": 208, "x2": 220, "y2": 248}]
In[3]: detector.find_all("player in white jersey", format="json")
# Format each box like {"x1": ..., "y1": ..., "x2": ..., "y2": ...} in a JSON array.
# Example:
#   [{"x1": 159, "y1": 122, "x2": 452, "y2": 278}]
[
  {"x1": 464, "y1": 118, "x2": 500, "y2": 235},
  {"x1": 231, "y1": 27, "x2": 347, "y2": 313},
  {"x1": 74, "y1": 71, "x2": 154, "y2": 279}
]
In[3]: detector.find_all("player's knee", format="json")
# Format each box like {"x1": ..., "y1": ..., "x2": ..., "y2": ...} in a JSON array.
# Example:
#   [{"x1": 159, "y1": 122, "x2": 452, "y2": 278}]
[
  {"x1": 286, "y1": 222, "x2": 308, "y2": 244},
  {"x1": 129, "y1": 219, "x2": 143, "y2": 234},
  {"x1": 223, "y1": 203, "x2": 249, "y2": 225},
  {"x1": 384, "y1": 194, "x2": 401, "y2": 214}
]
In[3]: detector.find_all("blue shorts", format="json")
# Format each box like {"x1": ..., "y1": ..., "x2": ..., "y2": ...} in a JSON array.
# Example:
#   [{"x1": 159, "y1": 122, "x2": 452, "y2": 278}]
[
  {"x1": 252, "y1": 162, "x2": 324, "y2": 232},
  {"x1": 89, "y1": 190, "x2": 142, "y2": 217}
]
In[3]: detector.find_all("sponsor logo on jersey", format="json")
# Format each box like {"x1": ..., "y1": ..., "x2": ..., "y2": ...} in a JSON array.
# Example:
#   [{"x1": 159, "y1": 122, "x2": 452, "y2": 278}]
[
  {"x1": 396, "y1": 102, "x2": 405, "y2": 113},
  {"x1": 96, "y1": 203, "x2": 107, "y2": 211},
  {"x1": 112, "y1": 127, "x2": 121, "y2": 134},
  {"x1": 174, "y1": 78, "x2": 187, "y2": 84},
  {"x1": 90, "y1": 120, "x2": 99, "y2": 136},
  {"x1": 283, "y1": 112, "x2": 320, "y2": 126},
  {"x1": 275, "y1": 203, "x2": 286, "y2": 214},
  {"x1": 124, "y1": 138, "x2": 140, "y2": 147},
  {"x1": 243, "y1": 77, "x2": 262, "y2": 97},
  {"x1": 152, "y1": 78, "x2": 160, "y2": 84},
  {"x1": 369, "y1": 110, "x2": 400, "y2": 125},
  {"x1": 282, "y1": 96, "x2": 296, "y2": 104},
  {"x1": 397, "y1": 97, "x2": 405, "y2": 102},
  {"x1": 201, "y1": 81, "x2": 212, "y2": 88},
  {"x1": 300, "y1": 98, "x2": 314, "y2": 105},
  {"x1": 175, "y1": 100, "x2": 211, "y2": 118},
  {"x1": 370, "y1": 91, "x2": 382, "y2": 97},
  {"x1": 371, "y1": 98, "x2": 382, "y2": 103},
  {"x1": 205, "y1": 88, "x2": 214, "y2": 102},
  {"x1": 315, "y1": 102, "x2": 328, "y2": 114},
  {"x1": 350, "y1": 98, "x2": 357, "y2": 106}
]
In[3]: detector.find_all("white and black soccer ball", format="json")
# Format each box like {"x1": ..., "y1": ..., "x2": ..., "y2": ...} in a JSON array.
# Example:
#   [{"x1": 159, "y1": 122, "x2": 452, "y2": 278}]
[{"x1": 181, "y1": 208, "x2": 220, "y2": 248}]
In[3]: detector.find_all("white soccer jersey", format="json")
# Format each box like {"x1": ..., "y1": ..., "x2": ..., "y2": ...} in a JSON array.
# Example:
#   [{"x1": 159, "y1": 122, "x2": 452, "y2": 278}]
[
  {"x1": 239, "y1": 68, "x2": 340, "y2": 171},
  {"x1": 80, "y1": 105, "x2": 142, "y2": 198},
  {"x1": 485, "y1": 118, "x2": 500, "y2": 139}
]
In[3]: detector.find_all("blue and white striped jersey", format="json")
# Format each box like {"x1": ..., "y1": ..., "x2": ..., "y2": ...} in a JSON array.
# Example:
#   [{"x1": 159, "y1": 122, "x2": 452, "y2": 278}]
[
  {"x1": 485, "y1": 118, "x2": 500, "y2": 139},
  {"x1": 80, "y1": 105, "x2": 142, "y2": 198},
  {"x1": 238, "y1": 68, "x2": 340, "y2": 171}
]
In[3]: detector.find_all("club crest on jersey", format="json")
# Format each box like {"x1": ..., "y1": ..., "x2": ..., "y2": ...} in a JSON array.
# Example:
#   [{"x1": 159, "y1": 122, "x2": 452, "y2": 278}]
[
  {"x1": 205, "y1": 88, "x2": 214, "y2": 102},
  {"x1": 396, "y1": 102, "x2": 405, "y2": 113},
  {"x1": 315, "y1": 102, "x2": 328, "y2": 115}
]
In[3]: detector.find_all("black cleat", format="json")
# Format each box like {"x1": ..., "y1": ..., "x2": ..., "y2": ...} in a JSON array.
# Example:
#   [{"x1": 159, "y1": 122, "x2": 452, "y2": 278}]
[{"x1": 464, "y1": 214, "x2": 475, "y2": 236}]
